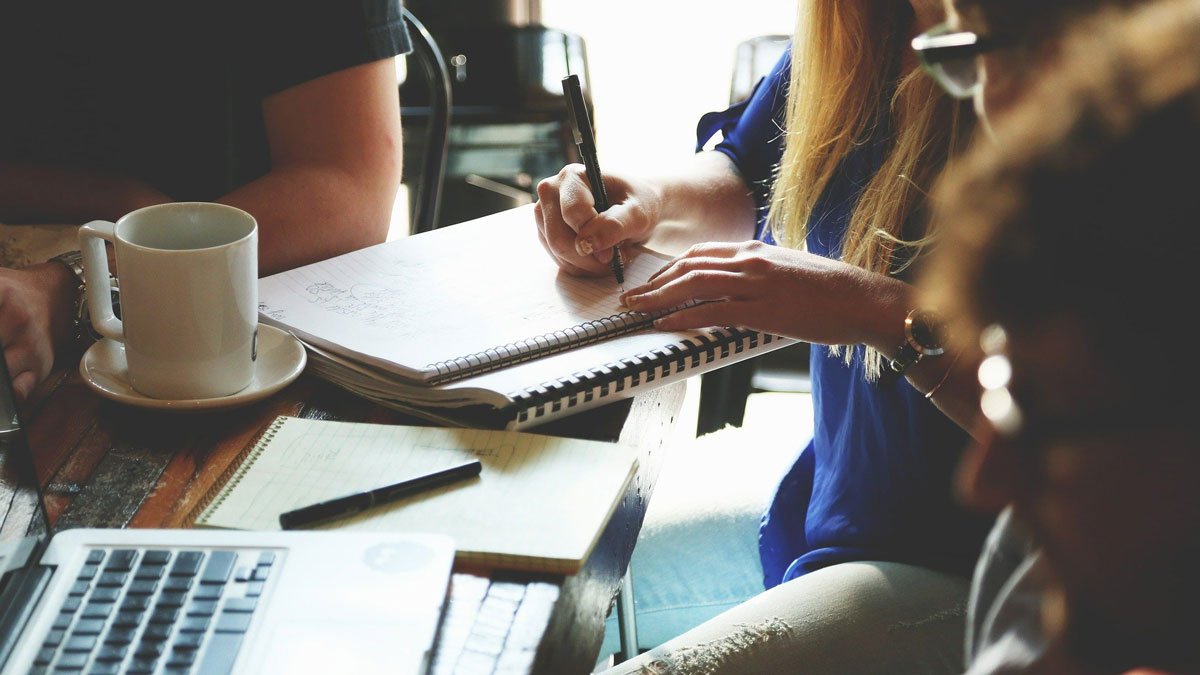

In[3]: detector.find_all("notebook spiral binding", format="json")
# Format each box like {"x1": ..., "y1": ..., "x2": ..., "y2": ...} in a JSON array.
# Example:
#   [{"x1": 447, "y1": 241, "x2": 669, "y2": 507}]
[
  {"x1": 187, "y1": 416, "x2": 287, "y2": 526},
  {"x1": 425, "y1": 306, "x2": 684, "y2": 385},
  {"x1": 509, "y1": 327, "x2": 777, "y2": 423}
]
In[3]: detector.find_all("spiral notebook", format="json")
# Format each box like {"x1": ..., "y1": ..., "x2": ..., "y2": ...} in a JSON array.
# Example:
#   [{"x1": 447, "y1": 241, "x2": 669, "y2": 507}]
[
  {"x1": 258, "y1": 206, "x2": 795, "y2": 428},
  {"x1": 189, "y1": 416, "x2": 638, "y2": 574}
]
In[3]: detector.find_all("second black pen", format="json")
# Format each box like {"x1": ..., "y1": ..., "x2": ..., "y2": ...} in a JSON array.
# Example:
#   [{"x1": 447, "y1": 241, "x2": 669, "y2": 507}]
[{"x1": 279, "y1": 458, "x2": 483, "y2": 530}]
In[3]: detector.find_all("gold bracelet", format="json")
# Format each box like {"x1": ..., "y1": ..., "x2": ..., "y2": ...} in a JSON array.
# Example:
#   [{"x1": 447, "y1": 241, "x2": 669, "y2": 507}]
[{"x1": 924, "y1": 353, "x2": 960, "y2": 400}]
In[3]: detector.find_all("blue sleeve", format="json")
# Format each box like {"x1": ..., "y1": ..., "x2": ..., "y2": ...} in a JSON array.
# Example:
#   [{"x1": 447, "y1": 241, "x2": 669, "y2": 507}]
[{"x1": 695, "y1": 47, "x2": 790, "y2": 238}]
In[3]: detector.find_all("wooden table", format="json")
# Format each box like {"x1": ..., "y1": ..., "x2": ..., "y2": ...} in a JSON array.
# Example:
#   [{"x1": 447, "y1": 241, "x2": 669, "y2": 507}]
[{"x1": 8, "y1": 365, "x2": 686, "y2": 675}]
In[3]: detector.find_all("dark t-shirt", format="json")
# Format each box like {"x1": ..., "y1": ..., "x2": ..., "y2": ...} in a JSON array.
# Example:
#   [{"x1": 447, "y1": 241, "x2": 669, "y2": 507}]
[{"x1": 0, "y1": 1, "x2": 411, "y2": 201}]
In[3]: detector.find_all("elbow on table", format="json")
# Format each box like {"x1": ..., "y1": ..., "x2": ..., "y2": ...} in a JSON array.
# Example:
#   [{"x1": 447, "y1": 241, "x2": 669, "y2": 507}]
[
  {"x1": 326, "y1": 157, "x2": 402, "y2": 254},
  {"x1": 359, "y1": 138, "x2": 404, "y2": 245}
]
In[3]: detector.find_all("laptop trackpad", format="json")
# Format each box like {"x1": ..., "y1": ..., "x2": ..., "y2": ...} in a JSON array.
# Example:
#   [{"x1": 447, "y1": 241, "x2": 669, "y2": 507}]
[{"x1": 261, "y1": 621, "x2": 426, "y2": 674}]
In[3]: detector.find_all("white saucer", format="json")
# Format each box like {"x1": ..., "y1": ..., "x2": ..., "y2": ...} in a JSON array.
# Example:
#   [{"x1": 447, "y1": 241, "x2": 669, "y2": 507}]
[{"x1": 80, "y1": 324, "x2": 307, "y2": 411}]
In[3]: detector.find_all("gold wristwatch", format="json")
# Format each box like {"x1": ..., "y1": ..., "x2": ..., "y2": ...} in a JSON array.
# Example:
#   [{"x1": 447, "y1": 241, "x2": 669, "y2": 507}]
[{"x1": 880, "y1": 308, "x2": 946, "y2": 384}]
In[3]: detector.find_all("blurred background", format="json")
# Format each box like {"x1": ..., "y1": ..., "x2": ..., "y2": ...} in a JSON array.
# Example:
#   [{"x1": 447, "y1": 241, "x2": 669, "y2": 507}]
[
  {"x1": 393, "y1": 0, "x2": 794, "y2": 237},
  {"x1": 542, "y1": 0, "x2": 793, "y2": 171}
]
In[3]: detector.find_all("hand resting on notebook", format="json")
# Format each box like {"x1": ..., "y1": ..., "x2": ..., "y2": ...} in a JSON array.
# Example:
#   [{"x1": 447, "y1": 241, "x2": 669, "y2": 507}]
[{"x1": 620, "y1": 240, "x2": 911, "y2": 351}]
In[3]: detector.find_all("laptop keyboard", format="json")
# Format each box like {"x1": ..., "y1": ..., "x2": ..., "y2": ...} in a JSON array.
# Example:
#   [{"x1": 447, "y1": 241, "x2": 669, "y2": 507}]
[{"x1": 31, "y1": 547, "x2": 275, "y2": 675}]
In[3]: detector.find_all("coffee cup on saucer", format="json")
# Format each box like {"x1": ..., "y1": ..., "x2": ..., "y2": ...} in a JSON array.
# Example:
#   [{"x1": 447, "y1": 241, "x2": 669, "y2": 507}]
[{"x1": 79, "y1": 202, "x2": 258, "y2": 400}]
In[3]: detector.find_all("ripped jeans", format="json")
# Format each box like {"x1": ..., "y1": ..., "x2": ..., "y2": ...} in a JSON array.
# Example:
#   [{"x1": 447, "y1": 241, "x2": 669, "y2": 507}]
[{"x1": 601, "y1": 561, "x2": 970, "y2": 675}]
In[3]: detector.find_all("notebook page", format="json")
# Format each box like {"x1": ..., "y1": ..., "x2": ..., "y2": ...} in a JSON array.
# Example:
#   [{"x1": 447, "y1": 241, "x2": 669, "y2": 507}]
[
  {"x1": 259, "y1": 206, "x2": 672, "y2": 382},
  {"x1": 197, "y1": 417, "x2": 637, "y2": 571}
]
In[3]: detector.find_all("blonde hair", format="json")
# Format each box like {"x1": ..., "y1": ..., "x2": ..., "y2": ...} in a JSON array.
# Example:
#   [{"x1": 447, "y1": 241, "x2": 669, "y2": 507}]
[{"x1": 767, "y1": 0, "x2": 972, "y2": 379}]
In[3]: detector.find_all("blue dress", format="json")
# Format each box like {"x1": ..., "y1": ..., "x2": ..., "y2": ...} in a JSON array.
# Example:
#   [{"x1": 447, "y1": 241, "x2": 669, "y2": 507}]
[{"x1": 697, "y1": 49, "x2": 987, "y2": 588}]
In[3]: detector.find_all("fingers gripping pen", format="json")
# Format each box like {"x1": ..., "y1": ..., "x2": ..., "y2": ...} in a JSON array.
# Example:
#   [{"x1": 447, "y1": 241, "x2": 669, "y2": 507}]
[{"x1": 562, "y1": 74, "x2": 625, "y2": 289}]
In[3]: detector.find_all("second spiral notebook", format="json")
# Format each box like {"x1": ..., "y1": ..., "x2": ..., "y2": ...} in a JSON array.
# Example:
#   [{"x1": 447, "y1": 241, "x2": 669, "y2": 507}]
[{"x1": 259, "y1": 205, "x2": 795, "y2": 429}]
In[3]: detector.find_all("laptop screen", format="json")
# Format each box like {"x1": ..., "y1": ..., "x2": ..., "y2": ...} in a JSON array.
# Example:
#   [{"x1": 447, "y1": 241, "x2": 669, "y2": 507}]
[{"x1": 0, "y1": 354, "x2": 51, "y2": 545}]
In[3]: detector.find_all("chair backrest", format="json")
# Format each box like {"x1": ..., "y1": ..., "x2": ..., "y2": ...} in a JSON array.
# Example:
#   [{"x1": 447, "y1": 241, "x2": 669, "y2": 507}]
[
  {"x1": 401, "y1": 9, "x2": 452, "y2": 235},
  {"x1": 729, "y1": 35, "x2": 789, "y2": 104}
]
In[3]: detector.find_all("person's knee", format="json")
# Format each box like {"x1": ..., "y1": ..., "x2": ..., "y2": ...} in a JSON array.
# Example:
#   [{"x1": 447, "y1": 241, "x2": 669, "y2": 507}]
[
  {"x1": 782, "y1": 561, "x2": 969, "y2": 624},
  {"x1": 602, "y1": 562, "x2": 970, "y2": 675}
]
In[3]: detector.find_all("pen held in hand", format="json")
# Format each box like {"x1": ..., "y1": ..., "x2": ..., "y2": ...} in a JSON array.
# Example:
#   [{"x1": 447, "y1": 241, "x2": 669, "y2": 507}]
[
  {"x1": 562, "y1": 73, "x2": 625, "y2": 290},
  {"x1": 278, "y1": 458, "x2": 483, "y2": 530}
]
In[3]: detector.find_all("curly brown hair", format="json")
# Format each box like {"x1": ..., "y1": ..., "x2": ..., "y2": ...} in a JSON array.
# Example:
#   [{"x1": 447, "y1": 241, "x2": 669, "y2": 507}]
[
  {"x1": 952, "y1": 0, "x2": 1148, "y2": 42},
  {"x1": 926, "y1": 0, "x2": 1200, "y2": 384}
]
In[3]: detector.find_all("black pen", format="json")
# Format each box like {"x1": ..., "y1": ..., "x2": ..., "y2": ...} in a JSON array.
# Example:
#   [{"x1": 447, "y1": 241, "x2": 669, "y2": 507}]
[
  {"x1": 562, "y1": 74, "x2": 625, "y2": 289},
  {"x1": 278, "y1": 458, "x2": 482, "y2": 530}
]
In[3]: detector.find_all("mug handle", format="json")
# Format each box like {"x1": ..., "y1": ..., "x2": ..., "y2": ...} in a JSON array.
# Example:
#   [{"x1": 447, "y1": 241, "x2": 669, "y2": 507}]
[{"x1": 78, "y1": 220, "x2": 123, "y2": 342}]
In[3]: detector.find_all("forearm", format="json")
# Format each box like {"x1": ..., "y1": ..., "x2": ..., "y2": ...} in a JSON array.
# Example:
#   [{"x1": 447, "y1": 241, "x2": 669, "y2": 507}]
[
  {"x1": 0, "y1": 162, "x2": 171, "y2": 223},
  {"x1": 906, "y1": 350, "x2": 982, "y2": 437},
  {"x1": 641, "y1": 151, "x2": 758, "y2": 253},
  {"x1": 218, "y1": 163, "x2": 397, "y2": 275}
]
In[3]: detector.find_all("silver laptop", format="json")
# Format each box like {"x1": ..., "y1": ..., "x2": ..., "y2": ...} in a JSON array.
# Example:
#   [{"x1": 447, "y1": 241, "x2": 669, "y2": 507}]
[{"x1": 0, "y1": 355, "x2": 455, "y2": 675}]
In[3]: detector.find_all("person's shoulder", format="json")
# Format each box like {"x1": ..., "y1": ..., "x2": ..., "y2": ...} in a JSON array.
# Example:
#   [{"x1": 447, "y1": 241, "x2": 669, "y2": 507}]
[{"x1": 244, "y1": 0, "x2": 411, "y2": 98}]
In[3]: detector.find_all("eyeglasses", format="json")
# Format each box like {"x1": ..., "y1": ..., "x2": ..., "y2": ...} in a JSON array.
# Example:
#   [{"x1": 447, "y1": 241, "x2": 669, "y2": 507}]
[{"x1": 912, "y1": 22, "x2": 1008, "y2": 100}]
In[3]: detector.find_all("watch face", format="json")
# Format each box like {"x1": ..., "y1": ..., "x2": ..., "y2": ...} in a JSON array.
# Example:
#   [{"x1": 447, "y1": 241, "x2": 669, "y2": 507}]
[
  {"x1": 911, "y1": 318, "x2": 938, "y2": 348},
  {"x1": 907, "y1": 309, "x2": 946, "y2": 354}
]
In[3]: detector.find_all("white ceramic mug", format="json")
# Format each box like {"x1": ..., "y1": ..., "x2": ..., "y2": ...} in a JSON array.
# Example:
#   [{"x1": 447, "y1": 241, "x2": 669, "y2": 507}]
[{"x1": 80, "y1": 203, "x2": 259, "y2": 400}]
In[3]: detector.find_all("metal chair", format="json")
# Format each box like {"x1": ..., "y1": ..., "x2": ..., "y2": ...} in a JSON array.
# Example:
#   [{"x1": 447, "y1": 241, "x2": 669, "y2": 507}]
[{"x1": 401, "y1": 9, "x2": 452, "y2": 235}]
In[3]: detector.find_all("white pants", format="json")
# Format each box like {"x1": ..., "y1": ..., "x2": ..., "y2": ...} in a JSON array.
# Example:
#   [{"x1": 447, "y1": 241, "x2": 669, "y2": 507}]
[{"x1": 602, "y1": 561, "x2": 970, "y2": 675}]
